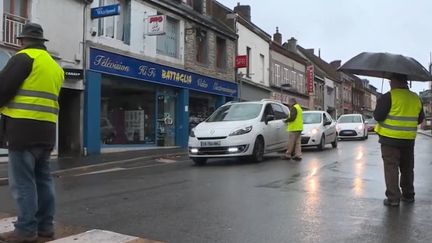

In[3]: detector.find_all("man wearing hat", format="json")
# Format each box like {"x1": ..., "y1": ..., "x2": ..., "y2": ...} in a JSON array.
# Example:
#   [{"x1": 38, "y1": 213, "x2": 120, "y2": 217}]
[
  {"x1": 374, "y1": 74, "x2": 424, "y2": 207},
  {"x1": 0, "y1": 23, "x2": 64, "y2": 242}
]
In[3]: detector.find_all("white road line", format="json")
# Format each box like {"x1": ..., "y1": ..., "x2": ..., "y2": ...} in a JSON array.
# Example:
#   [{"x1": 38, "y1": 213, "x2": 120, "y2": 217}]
[
  {"x1": 0, "y1": 217, "x2": 163, "y2": 243},
  {"x1": 47, "y1": 229, "x2": 139, "y2": 243},
  {"x1": 0, "y1": 217, "x2": 15, "y2": 233},
  {"x1": 74, "y1": 167, "x2": 126, "y2": 176}
]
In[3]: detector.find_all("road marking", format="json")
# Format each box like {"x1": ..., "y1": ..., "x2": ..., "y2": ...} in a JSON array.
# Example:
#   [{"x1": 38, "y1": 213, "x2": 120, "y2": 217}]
[
  {"x1": 0, "y1": 216, "x2": 164, "y2": 243},
  {"x1": 0, "y1": 217, "x2": 15, "y2": 233},
  {"x1": 74, "y1": 167, "x2": 126, "y2": 176}
]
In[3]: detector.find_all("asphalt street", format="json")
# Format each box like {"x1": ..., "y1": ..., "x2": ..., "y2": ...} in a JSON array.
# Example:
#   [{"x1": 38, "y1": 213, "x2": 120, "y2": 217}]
[{"x1": 1, "y1": 134, "x2": 432, "y2": 242}]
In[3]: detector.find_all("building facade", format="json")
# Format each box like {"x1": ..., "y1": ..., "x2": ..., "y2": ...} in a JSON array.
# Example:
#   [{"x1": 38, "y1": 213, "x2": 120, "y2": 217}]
[
  {"x1": 269, "y1": 33, "x2": 309, "y2": 108},
  {"x1": 83, "y1": 0, "x2": 238, "y2": 154}
]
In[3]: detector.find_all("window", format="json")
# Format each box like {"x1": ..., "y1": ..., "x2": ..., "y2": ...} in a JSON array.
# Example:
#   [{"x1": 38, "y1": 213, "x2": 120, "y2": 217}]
[
  {"x1": 274, "y1": 64, "x2": 280, "y2": 86},
  {"x1": 185, "y1": 0, "x2": 203, "y2": 13},
  {"x1": 246, "y1": 46, "x2": 251, "y2": 77},
  {"x1": 299, "y1": 74, "x2": 304, "y2": 93},
  {"x1": 259, "y1": 54, "x2": 265, "y2": 83},
  {"x1": 4, "y1": 0, "x2": 28, "y2": 17},
  {"x1": 157, "y1": 16, "x2": 179, "y2": 58},
  {"x1": 98, "y1": 0, "x2": 131, "y2": 43},
  {"x1": 196, "y1": 29, "x2": 208, "y2": 63},
  {"x1": 283, "y1": 68, "x2": 289, "y2": 86},
  {"x1": 271, "y1": 104, "x2": 287, "y2": 120},
  {"x1": 216, "y1": 37, "x2": 226, "y2": 68}
]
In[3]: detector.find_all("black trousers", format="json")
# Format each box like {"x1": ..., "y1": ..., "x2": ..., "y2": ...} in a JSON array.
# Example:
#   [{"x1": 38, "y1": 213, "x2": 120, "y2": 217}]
[{"x1": 381, "y1": 144, "x2": 415, "y2": 201}]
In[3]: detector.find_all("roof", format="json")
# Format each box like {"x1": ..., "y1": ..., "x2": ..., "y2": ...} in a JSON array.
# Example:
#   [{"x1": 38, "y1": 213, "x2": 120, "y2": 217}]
[
  {"x1": 297, "y1": 45, "x2": 339, "y2": 81},
  {"x1": 270, "y1": 42, "x2": 308, "y2": 65}
]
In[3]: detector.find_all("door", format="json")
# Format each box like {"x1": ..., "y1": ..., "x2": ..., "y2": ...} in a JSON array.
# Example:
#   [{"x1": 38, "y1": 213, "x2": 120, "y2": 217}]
[
  {"x1": 271, "y1": 103, "x2": 289, "y2": 149},
  {"x1": 156, "y1": 89, "x2": 176, "y2": 146},
  {"x1": 323, "y1": 112, "x2": 336, "y2": 143},
  {"x1": 261, "y1": 104, "x2": 279, "y2": 151}
]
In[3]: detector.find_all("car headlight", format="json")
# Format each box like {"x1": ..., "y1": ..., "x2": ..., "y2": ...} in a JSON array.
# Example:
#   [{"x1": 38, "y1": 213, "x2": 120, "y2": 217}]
[
  {"x1": 357, "y1": 124, "x2": 364, "y2": 130},
  {"x1": 190, "y1": 128, "x2": 196, "y2": 137},
  {"x1": 229, "y1": 126, "x2": 252, "y2": 136},
  {"x1": 308, "y1": 128, "x2": 319, "y2": 135}
]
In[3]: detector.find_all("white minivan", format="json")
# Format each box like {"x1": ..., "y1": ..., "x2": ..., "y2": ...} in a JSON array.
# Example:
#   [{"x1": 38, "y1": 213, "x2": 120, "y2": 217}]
[{"x1": 188, "y1": 100, "x2": 289, "y2": 165}]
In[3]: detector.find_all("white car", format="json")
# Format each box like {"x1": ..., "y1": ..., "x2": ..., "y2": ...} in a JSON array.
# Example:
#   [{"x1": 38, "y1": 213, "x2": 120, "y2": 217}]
[
  {"x1": 301, "y1": 111, "x2": 338, "y2": 150},
  {"x1": 336, "y1": 114, "x2": 368, "y2": 140},
  {"x1": 188, "y1": 100, "x2": 290, "y2": 165}
]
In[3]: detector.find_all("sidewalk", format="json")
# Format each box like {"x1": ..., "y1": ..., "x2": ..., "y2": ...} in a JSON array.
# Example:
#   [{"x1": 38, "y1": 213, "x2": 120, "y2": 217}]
[{"x1": 0, "y1": 147, "x2": 188, "y2": 185}]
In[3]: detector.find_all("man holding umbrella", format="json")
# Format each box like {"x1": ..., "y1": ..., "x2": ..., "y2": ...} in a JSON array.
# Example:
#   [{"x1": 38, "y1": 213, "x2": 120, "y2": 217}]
[
  {"x1": 374, "y1": 74, "x2": 424, "y2": 206},
  {"x1": 339, "y1": 52, "x2": 429, "y2": 207}
]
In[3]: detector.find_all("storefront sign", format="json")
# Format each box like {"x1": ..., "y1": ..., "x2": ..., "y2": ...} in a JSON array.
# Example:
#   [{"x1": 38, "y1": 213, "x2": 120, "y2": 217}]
[
  {"x1": 63, "y1": 68, "x2": 83, "y2": 80},
  {"x1": 271, "y1": 92, "x2": 309, "y2": 108},
  {"x1": 91, "y1": 4, "x2": 121, "y2": 19},
  {"x1": 306, "y1": 65, "x2": 314, "y2": 93},
  {"x1": 147, "y1": 15, "x2": 166, "y2": 36},
  {"x1": 235, "y1": 55, "x2": 248, "y2": 68},
  {"x1": 89, "y1": 48, "x2": 238, "y2": 97}
]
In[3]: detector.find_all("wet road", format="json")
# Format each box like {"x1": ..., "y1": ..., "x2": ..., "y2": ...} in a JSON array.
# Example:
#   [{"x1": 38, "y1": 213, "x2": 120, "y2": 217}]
[{"x1": 1, "y1": 134, "x2": 432, "y2": 242}]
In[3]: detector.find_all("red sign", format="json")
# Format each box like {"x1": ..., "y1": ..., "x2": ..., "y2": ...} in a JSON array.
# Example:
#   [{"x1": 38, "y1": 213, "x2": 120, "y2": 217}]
[
  {"x1": 306, "y1": 65, "x2": 314, "y2": 93},
  {"x1": 235, "y1": 55, "x2": 248, "y2": 68}
]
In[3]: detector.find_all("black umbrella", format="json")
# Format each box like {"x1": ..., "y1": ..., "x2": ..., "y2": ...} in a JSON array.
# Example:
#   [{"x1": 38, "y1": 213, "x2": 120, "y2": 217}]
[{"x1": 339, "y1": 52, "x2": 432, "y2": 81}]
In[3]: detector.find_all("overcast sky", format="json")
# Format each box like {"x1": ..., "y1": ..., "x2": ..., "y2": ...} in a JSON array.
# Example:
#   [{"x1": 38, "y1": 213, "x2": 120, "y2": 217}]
[{"x1": 217, "y1": 0, "x2": 432, "y2": 94}]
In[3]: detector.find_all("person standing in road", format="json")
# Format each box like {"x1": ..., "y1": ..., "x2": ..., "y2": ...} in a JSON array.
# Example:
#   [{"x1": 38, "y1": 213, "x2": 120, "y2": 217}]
[
  {"x1": 374, "y1": 74, "x2": 424, "y2": 207},
  {"x1": 0, "y1": 23, "x2": 64, "y2": 242},
  {"x1": 284, "y1": 98, "x2": 303, "y2": 161}
]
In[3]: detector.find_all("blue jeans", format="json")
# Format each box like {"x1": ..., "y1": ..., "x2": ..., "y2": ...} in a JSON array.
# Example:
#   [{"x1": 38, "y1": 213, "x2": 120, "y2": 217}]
[{"x1": 8, "y1": 148, "x2": 55, "y2": 236}]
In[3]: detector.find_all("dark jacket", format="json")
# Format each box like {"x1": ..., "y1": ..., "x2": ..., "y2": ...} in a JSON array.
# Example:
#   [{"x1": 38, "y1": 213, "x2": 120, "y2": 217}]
[
  {"x1": 373, "y1": 88, "x2": 425, "y2": 147},
  {"x1": 0, "y1": 43, "x2": 57, "y2": 150},
  {"x1": 286, "y1": 104, "x2": 298, "y2": 122}
]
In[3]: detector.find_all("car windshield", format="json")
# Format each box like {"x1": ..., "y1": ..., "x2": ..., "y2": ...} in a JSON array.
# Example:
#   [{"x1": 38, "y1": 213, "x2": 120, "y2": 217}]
[
  {"x1": 206, "y1": 103, "x2": 263, "y2": 122},
  {"x1": 303, "y1": 113, "x2": 322, "y2": 124},
  {"x1": 338, "y1": 115, "x2": 362, "y2": 123}
]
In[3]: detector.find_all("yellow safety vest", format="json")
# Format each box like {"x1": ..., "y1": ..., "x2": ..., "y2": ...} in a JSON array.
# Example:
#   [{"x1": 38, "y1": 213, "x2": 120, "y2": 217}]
[
  {"x1": 1, "y1": 48, "x2": 64, "y2": 123},
  {"x1": 374, "y1": 89, "x2": 421, "y2": 139},
  {"x1": 287, "y1": 103, "x2": 303, "y2": 132}
]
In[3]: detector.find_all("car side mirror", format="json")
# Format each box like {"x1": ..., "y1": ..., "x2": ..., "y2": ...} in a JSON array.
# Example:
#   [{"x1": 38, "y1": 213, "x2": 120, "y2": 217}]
[
  {"x1": 265, "y1": 114, "x2": 275, "y2": 124},
  {"x1": 324, "y1": 120, "x2": 331, "y2": 126},
  {"x1": 365, "y1": 121, "x2": 369, "y2": 124}
]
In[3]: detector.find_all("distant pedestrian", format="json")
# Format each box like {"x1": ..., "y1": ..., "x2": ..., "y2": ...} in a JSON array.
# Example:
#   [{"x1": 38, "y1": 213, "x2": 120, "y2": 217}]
[
  {"x1": 284, "y1": 98, "x2": 303, "y2": 161},
  {"x1": 374, "y1": 74, "x2": 424, "y2": 207},
  {"x1": 0, "y1": 23, "x2": 64, "y2": 242}
]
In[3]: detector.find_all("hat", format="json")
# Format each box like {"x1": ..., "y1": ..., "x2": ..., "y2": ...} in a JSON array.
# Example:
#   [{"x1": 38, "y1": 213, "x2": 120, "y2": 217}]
[{"x1": 17, "y1": 22, "x2": 48, "y2": 41}]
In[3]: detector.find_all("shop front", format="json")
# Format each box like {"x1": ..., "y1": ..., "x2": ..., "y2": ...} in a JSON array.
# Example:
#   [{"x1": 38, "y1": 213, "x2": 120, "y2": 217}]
[{"x1": 84, "y1": 48, "x2": 237, "y2": 154}]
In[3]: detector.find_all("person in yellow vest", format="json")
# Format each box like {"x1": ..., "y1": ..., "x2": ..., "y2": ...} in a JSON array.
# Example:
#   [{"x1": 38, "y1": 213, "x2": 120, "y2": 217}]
[
  {"x1": 0, "y1": 23, "x2": 64, "y2": 242},
  {"x1": 283, "y1": 98, "x2": 303, "y2": 161},
  {"x1": 374, "y1": 74, "x2": 424, "y2": 207}
]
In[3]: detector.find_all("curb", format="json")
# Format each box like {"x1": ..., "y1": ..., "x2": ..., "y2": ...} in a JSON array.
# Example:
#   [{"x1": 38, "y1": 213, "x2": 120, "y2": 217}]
[{"x1": 0, "y1": 152, "x2": 188, "y2": 186}]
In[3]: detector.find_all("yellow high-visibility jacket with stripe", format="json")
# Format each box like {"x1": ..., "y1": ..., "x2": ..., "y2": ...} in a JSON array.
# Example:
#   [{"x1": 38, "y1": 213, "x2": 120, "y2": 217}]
[
  {"x1": 374, "y1": 89, "x2": 421, "y2": 140},
  {"x1": 287, "y1": 103, "x2": 303, "y2": 132},
  {"x1": 1, "y1": 48, "x2": 64, "y2": 123}
]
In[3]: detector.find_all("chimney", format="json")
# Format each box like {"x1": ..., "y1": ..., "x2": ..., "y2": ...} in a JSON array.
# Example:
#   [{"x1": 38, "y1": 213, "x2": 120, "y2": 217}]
[
  {"x1": 234, "y1": 2, "x2": 251, "y2": 22},
  {"x1": 330, "y1": 60, "x2": 342, "y2": 69},
  {"x1": 286, "y1": 37, "x2": 297, "y2": 52},
  {"x1": 273, "y1": 27, "x2": 282, "y2": 45}
]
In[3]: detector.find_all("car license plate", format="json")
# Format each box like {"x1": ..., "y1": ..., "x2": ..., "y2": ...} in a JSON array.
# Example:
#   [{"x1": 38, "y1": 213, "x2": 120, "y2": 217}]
[{"x1": 201, "y1": 141, "x2": 221, "y2": 147}]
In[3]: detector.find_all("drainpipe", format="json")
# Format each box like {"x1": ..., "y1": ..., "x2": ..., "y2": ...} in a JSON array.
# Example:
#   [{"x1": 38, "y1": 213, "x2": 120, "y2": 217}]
[{"x1": 81, "y1": 1, "x2": 89, "y2": 156}]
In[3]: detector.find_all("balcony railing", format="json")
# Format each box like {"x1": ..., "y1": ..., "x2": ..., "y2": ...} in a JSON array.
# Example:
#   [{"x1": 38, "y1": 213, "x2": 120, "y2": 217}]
[{"x1": 3, "y1": 13, "x2": 27, "y2": 47}]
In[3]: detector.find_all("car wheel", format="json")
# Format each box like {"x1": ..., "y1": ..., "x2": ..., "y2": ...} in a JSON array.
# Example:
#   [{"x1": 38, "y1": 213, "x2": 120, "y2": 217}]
[
  {"x1": 317, "y1": 135, "x2": 325, "y2": 151},
  {"x1": 192, "y1": 158, "x2": 207, "y2": 166},
  {"x1": 331, "y1": 135, "x2": 338, "y2": 148},
  {"x1": 365, "y1": 131, "x2": 369, "y2": 139},
  {"x1": 250, "y1": 136, "x2": 264, "y2": 163}
]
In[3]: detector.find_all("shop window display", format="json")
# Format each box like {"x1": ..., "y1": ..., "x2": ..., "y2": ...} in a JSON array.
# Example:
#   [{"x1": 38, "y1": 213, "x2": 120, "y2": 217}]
[
  {"x1": 101, "y1": 78, "x2": 156, "y2": 145},
  {"x1": 189, "y1": 93, "x2": 217, "y2": 131}
]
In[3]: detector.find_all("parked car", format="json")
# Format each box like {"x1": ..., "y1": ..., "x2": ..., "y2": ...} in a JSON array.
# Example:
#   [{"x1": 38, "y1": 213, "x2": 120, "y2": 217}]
[
  {"x1": 188, "y1": 100, "x2": 290, "y2": 165},
  {"x1": 365, "y1": 118, "x2": 377, "y2": 132},
  {"x1": 336, "y1": 114, "x2": 368, "y2": 140},
  {"x1": 301, "y1": 111, "x2": 338, "y2": 150}
]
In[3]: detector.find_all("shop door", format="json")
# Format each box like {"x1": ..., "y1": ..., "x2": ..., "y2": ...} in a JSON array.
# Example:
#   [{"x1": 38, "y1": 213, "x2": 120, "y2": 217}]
[{"x1": 156, "y1": 90, "x2": 176, "y2": 146}]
